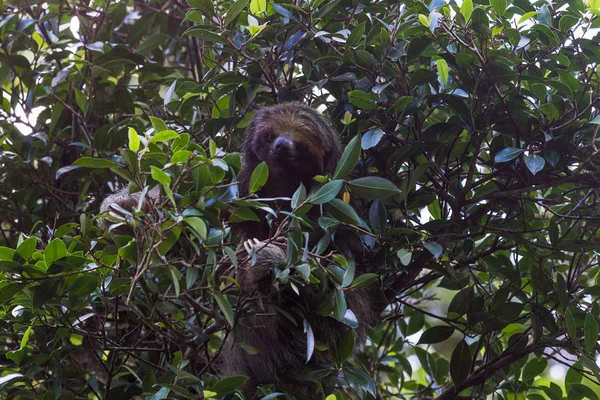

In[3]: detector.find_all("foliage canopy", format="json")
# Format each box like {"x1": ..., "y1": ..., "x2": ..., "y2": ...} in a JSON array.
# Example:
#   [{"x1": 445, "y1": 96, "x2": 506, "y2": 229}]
[{"x1": 1, "y1": 0, "x2": 600, "y2": 399}]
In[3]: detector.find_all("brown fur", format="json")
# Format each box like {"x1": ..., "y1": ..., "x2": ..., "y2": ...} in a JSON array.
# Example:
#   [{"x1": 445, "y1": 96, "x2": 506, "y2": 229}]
[
  {"x1": 98, "y1": 186, "x2": 161, "y2": 233},
  {"x1": 225, "y1": 103, "x2": 377, "y2": 397}
]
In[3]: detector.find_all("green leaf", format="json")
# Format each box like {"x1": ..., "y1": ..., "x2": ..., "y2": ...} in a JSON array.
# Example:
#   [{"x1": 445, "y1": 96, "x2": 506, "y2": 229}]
[
  {"x1": 291, "y1": 183, "x2": 307, "y2": 209},
  {"x1": 168, "y1": 265, "x2": 181, "y2": 297},
  {"x1": 150, "y1": 130, "x2": 179, "y2": 143},
  {"x1": 249, "y1": 0, "x2": 267, "y2": 15},
  {"x1": 304, "y1": 320, "x2": 315, "y2": 362},
  {"x1": 566, "y1": 308, "x2": 577, "y2": 343},
  {"x1": 185, "y1": 217, "x2": 207, "y2": 239},
  {"x1": 559, "y1": 15, "x2": 578, "y2": 32},
  {"x1": 518, "y1": 11, "x2": 538, "y2": 24},
  {"x1": 214, "y1": 292, "x2": 235, "y2": 327},
  {"x1": 249, "y1": 161, "x2": 269, "y2": 194},
  {"x1": 584, "y1": 313, "x2": 598, "y2": 353},
  {"x1": 418, "y1": 326, "x2": 455, "y2": 344},
  {"x1": 541, "y1": 103, "x2": 559, "y2": 122},
  {"x1": 346, "y1": 21, "x2": 365, "y2": 49},
  {"x1": 188, "y1": 0, "x2": 213, "y2": 13},
  {"x1": 558, "y1": 70, "x2": 584, "y2": 92},
  {"x1": 171, "y1": 150, "x2": 193, "y2": 164},
  {"x1": 137, "y1": 33, "x2": 171, "y2": 55},
  {"x1": 494, "y1": 147, "x2": 523, "y2": 163},
  {"x1": 333, "y1": 134, "x2": 361, "y2": 180},
  {"x1": 73, "y1": 157, "x2": 119, "y2": 169},
  {"x1": 537, "y1": 5, "x2": 552, "y2": 26},
  {"x1": 69, "y1": 276, "x2": 99, "y2": 298},
  {"x1": 163, "y1": 79, "x2": 177, "y2": 107},
  {"x1": 522, "y1": 357, "x2": 547, "y2": 382},
  {"x1": 151, "y1": 166, "x2": 171, "y2": 186},
  {"x1": 149, "y1": 116, "x2": 168, "y2": 133},
  {"x1": 333, "y1": 290, "x2": 347, "y2": 321},
  {"x1": 350, "y1": 273, "x2": 378, "y2": 288},
  {"x1": 460, "y1": 0, "x2": 473, "y2": 21},
  {"x1": 32, "y1": 279, "x2": 60, "y2": 308},
  {"x1": 524, "y1": 154, "x2": 545, "y2": 176},
  {"x1": 45, "y1": 239, "x2": 67, "y2": 264},
  {"x1": 423, "y1": 241, "x2": 443, "y2": 259},
  {"x1": 295, "y1": 263, "x2": 310, "y2": 282},
  {"x1": 210, "y1": 375, "x2": 249, "y2": 394},
  {"x1": 348, "y1": 177, "x2": 400, "y2": 200},
  {"x1": 397, "y1": 249, "x2": 412, "y2": 266},
  {"x1": 225, "y1": 0, "x2": 250, "y2": 26},
  {"x1": 341, "y1": 260, "x2": 355, "y2": 288},
  {"x1": 353, "y1": 50, "x2": 377, "y2": 69},
  {"x1": 348, "y1": 90, "x2": 377, "y2": 109},
  {"x1": 16, "y1": 238, "x2": 36, "y2": 261},
  {"x1": 310, "y1": 180, "x2": 343, "y2": 204},
  {"x1": 183, "y1": 27, "x2": 225, "y2": 44},
  {"x1": 436, "y1": 58, "x2": 449, "y2": 86},
  {"x1": 418, "y1": 14, "x2": 429, "y2": 27},
  {"x1": 128, "y1": 127, "x2": 140, "y2": 152},
  {"x1": 489, "y1": 0, "x2": 506, "y2": 16},
  {"x1": 331, "y1": 330, "x2": 354, "y2": 365},
  {"x1": 450, "y1": 339, "x2": 472, "y2": 387},
  {"x1": 324, "y1": 199, "x2": 369, "y2": 229}
]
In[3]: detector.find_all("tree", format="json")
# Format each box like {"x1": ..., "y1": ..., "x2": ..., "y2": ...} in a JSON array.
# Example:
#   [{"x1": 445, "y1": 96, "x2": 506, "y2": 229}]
[{"x1": 1, "y1": 0, "x2": 600, "y2": 398}]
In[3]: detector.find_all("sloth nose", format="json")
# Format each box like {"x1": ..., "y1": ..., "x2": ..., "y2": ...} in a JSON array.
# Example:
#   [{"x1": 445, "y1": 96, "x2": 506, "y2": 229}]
[{"x1": 273, "y1": 137, "x2": 294, "y2": 156}]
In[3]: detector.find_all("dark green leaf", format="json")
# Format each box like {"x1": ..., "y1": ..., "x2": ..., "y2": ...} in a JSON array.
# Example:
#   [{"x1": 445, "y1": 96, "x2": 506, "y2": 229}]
[
  {"x1": 310, "y1": 180, "x2": 343, "y2": 204},
  {"x1": 348, "y1": 177, "x2": 400, "y2": 200},
  {"x1": 494, "y1": 147, "x2": 523, "y2": 163},
  {"x1": 333, "y1": 134, "x2": 361, "y2": 180},
  {"x1": 450, "y1": 340, "x2": 472, "y2": 387},
  {"x1": 418, "y1": 326, "x2": 455, "y2": 345}
]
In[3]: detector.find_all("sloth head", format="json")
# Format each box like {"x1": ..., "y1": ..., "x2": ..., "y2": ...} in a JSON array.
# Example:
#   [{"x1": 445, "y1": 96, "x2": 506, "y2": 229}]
[{"x1": 240, "y1": 103, "x2": 342, "y2": 197}]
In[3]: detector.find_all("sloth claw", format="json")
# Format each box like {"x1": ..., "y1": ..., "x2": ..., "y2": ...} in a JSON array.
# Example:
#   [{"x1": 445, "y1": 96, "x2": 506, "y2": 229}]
[{"x1": 244, "y1": 238, "x2": 265, "y2": 255}]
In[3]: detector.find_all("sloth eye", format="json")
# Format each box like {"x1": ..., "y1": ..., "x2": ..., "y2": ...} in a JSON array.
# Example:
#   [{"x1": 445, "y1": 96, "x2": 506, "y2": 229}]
[{"x1": 265, "y1": 132, "x2": 275, "y2": 141}]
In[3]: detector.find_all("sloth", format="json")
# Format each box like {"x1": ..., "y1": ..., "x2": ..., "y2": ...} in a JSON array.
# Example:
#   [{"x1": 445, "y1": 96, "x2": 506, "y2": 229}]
[
  {"x1": 98, "y1": 103, "x2": 378, "y2": 397},
  {"x1": 223, "y1": 103, "x2": 377, "y2": 397}
]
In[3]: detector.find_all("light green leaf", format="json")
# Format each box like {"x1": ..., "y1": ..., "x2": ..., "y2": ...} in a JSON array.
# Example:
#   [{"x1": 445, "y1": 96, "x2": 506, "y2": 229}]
[
  {"x1": 150, "y1": 166, "x2": 171, "y2": 186},
  {"x1": 45, "y1": 239, "x2": 67, "y2": 264},
  {"x1": 150, "y1": 130, "x2": 179, "y2": 143},
  {"x1": 185, "y1": 217, "x2": 207, "y2": 239},
  {"x1": 518, "y1": 11, "x2": 538, "y2": 24},
  {"x1": 250, "y1": 0, "x2": 267, "y2": 15},
  {"x1": 436, "y1": 58, "x2": 449, "y2": 86},
  {"x1": 460, "y1": 0, "x2": 473, "y2": 21},
  {"x1": 128, "y1": 127, "x2": 140, "y2": 152}
]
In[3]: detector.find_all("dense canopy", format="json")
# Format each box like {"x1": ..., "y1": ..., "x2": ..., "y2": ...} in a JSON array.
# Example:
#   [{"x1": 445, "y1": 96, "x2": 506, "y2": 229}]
[{"x1": 1, "y1": 0, "x2": 600, "y2": 399}]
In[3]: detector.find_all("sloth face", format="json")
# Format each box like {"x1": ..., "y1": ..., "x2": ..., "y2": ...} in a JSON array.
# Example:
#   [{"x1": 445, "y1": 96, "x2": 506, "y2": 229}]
[{"x1": 246, "y1": 104, "x2": 337, "y2": 180}]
